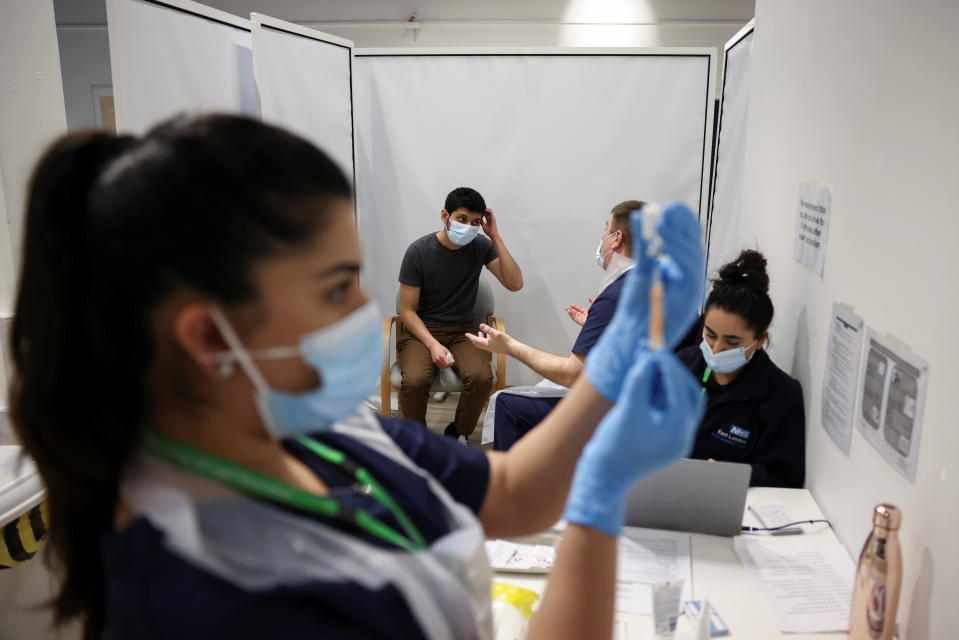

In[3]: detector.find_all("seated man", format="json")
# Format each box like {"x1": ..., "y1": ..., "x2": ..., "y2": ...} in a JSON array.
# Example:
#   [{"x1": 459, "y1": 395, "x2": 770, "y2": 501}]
[
  {"x1": 466, "y1": 200, "x2": 644, "y2": 450},
  {"x1": 397, "y1": 187, "x2": 524, "y2": 443}
]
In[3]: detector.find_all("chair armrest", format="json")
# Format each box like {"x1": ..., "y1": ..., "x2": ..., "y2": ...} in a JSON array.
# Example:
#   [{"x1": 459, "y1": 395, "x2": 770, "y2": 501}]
[
  {"x1": 488, "y1": 315, "x2": 507, "y2": 391},
  {"x1": 381, "y1": 316, "x2": 399, "y2": 417}
]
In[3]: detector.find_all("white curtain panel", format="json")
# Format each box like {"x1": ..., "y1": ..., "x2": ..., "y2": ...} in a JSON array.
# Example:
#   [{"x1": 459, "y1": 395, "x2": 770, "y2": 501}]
[
  {"x1": 355, "y1": 53, "x2": 712, "y2": 385},
  {"x1": 707, "y1": 26, "x2": 754, "y2": 280},
  {"x1": 107, "y1": 0, "x2": 256, "y2": 133},
  {"x1": 252, "y1": 21, "x2": 354, "y2": 182}
]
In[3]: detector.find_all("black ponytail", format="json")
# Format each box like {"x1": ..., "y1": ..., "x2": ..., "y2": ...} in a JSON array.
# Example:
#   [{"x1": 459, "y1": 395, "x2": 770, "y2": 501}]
[
  {"x1": 9, "y1": 115, "x2": 350, "y2": 638},
  {"x1": 705, "y1": 249, "x2": 774, "y2": 336},
  {"x1": 10, "y1": 131, "x2": 137, "y2": 637}
]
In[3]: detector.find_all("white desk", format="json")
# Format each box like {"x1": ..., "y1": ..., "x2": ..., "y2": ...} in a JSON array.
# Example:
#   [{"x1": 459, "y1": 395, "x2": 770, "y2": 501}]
[{"x1": 494, "y1": 488, "x2": 851, "y2": 640}]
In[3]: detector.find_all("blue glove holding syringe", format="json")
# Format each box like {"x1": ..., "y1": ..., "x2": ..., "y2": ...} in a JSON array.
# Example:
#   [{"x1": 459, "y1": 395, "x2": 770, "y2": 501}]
[
  {"x1": 584, "y1": 201, "x2": 705, "y2": 401},
  {"x1": 564, "y1": 203, "x2": 706, "y2": 537}
]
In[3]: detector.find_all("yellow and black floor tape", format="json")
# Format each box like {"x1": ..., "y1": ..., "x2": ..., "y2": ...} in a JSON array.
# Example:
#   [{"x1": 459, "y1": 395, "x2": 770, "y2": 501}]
[{"x1": 0, "y1": 501, "x2": 49, "y2": 569}]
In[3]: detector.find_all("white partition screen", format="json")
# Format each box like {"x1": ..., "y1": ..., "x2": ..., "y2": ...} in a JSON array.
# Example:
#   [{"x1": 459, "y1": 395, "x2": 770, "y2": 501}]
[
  {"x1": 107, "y1": 0, "x2": 256, "y2": 133},
  {"x1": 706, "y1": 21, "x2": 754, "y2": 279},
  {"x1": 251, "y1": 15, "x2": 355, "y2": 182},
  {"x1": 355, "y1": 50, "x2": 714, "y2": 385}
]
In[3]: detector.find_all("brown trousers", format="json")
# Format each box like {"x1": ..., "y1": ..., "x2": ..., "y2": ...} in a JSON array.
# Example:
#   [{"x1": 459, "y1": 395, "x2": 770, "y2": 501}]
[{"x1": 397, "y1": 325, "x2": 494, "y2": 436}]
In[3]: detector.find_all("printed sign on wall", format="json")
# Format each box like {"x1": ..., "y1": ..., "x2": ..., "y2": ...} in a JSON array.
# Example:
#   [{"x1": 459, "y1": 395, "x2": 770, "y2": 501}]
[{"x1": 793, "y1": 182, "x2": 831, "y2": 275}]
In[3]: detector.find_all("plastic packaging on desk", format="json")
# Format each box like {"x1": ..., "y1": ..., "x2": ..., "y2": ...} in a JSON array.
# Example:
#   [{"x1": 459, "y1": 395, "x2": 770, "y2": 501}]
[{"x1": 491, "y1": 581, "x2": 540, "y2": 640}]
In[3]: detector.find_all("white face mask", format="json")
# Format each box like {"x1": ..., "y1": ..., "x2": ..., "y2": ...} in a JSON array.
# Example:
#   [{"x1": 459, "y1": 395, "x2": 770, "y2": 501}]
[{"x1": 595, "y1": 231, "x2": 617, "y2": 269}]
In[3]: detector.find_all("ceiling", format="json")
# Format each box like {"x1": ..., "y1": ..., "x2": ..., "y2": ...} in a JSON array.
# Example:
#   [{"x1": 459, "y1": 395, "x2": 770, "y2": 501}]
[{"x1": 55, "y1": 0, "x2": 755, "y2": 26}]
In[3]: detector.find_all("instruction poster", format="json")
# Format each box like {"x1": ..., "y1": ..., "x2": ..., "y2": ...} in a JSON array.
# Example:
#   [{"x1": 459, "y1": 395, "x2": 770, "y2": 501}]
[
  {"x1": 856, "y1": 329, "x2": 929, "y2": 481},
  {"x1": 793, "y1": 183, "x2": 831, "y2": 275},
  {"x1": 821, "y1": 304, "x2": 865, "y2": 455}
]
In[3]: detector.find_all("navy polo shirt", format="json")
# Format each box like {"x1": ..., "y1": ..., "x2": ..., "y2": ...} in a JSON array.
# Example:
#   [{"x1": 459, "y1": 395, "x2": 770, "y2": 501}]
[
  {"x1": 677, "y1": 346, "x2": 806, "y2": 488},
  {"x1": 571, "y1": 272, "x2": 628, "y2": 356},
  {"x1": 101, "y1": 416, "x2": 490, "y2": 639}
]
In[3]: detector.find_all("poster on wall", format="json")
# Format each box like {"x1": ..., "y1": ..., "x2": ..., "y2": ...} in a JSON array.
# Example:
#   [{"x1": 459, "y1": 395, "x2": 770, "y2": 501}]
[
  {"x1": 856, "y1": 328, "x2": 929, "y2": 482},
  {"x1": 821, "y1": 303, "x2": 865, "y2": 456},
  {"x1": 793, "y1": 182, "x2": 831, "y2": 275}
]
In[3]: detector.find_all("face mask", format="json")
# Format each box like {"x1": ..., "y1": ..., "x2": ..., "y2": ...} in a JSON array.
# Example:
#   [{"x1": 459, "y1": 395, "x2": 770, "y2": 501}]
[
  {"x1": 446, "y1": 219, "x2": 479, "y2": 246},
  {"x1": 595, "y1": 232, "x2": 616, "y2": 269},
  {"x1": 208, "y1": 301, "x2": 385, "y2": 438},
  {"x1": 699, "y1": 337, "x2": 760, "y2": 375}
]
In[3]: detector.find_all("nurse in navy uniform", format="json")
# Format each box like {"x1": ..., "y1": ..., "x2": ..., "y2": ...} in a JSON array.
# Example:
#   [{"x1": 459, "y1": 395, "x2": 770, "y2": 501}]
[{"x1": 677, "y1": 250, "x2": 805, "y2": 488}]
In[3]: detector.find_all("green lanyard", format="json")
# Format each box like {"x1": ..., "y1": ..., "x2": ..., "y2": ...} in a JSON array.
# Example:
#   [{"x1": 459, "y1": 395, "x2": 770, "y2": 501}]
[
  {"x1": 143, "y1": 430, "x2": 427, "y2": 552},
  {"x1": 701, "y1": 367, "x2": 712, "y2": 395}
]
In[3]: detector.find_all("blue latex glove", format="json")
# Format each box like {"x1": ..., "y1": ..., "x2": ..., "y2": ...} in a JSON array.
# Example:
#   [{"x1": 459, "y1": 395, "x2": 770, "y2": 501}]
[
  {"x1": 586, "y1": 201, "x2": 705, "y2": 401},
  {"x1": 564, "y1": 350, "x2": 705, "y2": 537}
]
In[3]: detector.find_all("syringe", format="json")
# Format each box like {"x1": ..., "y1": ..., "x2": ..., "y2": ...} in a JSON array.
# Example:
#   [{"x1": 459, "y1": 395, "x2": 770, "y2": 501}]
[{"x1": 641, "y1": 203, "x2": 665, "y2": 350}]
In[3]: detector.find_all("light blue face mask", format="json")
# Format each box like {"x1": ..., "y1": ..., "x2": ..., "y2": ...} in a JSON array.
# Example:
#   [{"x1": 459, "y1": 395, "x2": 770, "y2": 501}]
[
  {"x1": 699, "y1": 337, "x2": 760, "y2": 375},
  {"x1": 447, "y1": 219, "x2": 480, "y2": 246},
  {"x1": 208, "y1": 301, "x2": 385, "y2": 438}
]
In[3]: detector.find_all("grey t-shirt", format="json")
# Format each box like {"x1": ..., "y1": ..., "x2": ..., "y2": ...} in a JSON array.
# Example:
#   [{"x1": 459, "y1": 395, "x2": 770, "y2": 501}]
[{"x1": 398, "y1": 233, "x2": 498, "y2": 326}]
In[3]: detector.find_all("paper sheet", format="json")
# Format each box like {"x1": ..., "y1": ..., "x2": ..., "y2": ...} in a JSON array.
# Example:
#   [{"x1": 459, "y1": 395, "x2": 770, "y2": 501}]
[
  {"x1": 748, "y1": 500, "x2": 802, "y2": 535},
  {"x1": 615, "y1": 528, "x2": 692, "y2": 615},
  {"x1": 793, "y1": 182, "x2": 831, "y2": 275},
  {"x1": 484, "y1": 539, "x2": 555, "y2": 572},
  {"x1": 821, "y1": 303, "x2": 865, "y2": 455},
  {"x1": 734, "y1": 538, "x2": 855, "y2": 633},
  {"x1": 856, "y1": 328, "x2": 929, "y2": 481}
]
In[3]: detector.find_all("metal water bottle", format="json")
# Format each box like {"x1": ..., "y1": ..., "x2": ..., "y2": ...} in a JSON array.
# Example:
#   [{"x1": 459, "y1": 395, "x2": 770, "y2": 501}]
[{"x1": 848, "y1": 504, "x2": 902, "y2": 639}]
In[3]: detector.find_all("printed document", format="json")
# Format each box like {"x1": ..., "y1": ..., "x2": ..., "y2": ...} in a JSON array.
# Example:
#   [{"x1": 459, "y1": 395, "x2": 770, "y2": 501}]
[{"x1": 734, "y1": 538, "x2": 855, "y2": 633}]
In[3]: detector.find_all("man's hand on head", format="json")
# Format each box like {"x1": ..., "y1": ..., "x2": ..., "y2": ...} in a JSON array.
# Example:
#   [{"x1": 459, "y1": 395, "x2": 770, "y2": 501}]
[{"x1": 481, "y1": 208, "x2": 499, "y2": 239}]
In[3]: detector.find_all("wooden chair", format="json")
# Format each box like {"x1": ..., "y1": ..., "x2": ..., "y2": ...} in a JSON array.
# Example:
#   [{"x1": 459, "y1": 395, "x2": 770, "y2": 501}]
[{"x1": 380, "y1": 278, "x2": 506, "y2": 417}]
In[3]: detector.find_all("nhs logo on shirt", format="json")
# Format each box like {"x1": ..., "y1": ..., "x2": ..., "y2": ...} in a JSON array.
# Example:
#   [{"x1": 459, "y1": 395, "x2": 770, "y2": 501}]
[
  {"x1": 712, "y1": 424, "x2": 751, "y2": 448},
  {"x1": 729, "y1": 425, "x2": 751, "y2": 440}
]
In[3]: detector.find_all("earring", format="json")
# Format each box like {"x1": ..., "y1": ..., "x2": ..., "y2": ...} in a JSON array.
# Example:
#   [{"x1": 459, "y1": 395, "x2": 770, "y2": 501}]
[{"x1": 218, "y1": 361, "x2": 235, "y2": 378}]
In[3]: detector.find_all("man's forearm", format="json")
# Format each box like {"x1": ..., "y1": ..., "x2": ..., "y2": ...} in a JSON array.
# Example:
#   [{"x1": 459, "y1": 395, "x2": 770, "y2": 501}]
[
  {"x1": 491, "y1": 235, "x2": 524, "y2": 291},
  {"x1": 509, "y1": 340, "x2": 580, "y2": 387},
  {"x1": 399, "y1": 310, "x2": 438, "y2": 349}
]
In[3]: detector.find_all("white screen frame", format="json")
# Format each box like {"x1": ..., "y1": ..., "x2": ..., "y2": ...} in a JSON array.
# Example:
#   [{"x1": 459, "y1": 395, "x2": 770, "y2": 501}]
[
  {"x1": 354, "y1": 47, "x2": 716, "y2": 385},
  {"x1": 705, "y1": 20, "x2": 755, "y2": 280},
  {"x1": 356, "y1": 46, "x2": 716, "y2": 220},
  {"x1": 250, "y1": 13, "x2": 356, "y2": 185},
  {"x1": 106, "y1": 0, "x2": 254, "y2": 133}
]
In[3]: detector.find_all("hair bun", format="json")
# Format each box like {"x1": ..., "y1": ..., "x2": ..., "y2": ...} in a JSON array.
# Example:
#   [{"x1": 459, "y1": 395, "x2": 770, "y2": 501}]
[{"x1": 717, "y1": 249, "x2": 769, "y2": 294}]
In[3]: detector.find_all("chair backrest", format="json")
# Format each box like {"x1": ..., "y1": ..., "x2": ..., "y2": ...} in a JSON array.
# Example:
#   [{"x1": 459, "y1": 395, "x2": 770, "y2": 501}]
[{"x1": 394, "y1": 277, "x2": 496, "y2": 331}]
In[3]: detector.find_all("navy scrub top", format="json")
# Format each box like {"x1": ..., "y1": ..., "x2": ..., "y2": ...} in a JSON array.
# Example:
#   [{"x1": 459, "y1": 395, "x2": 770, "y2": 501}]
[
  {"x1": 101, "y1": 416, "x2": 490, "y2": 639},
  {"x1": 571, "y1": 272, "x2": 627, "y2": 356},
  {"x1": 677, "y1": 346, "x2": 806, "y2": 488}
]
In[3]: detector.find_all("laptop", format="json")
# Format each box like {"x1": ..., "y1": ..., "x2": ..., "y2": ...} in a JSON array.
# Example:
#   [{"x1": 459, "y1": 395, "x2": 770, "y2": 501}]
[{"x1": 624, "y1": 458, "x2": 751, "y2": 536}]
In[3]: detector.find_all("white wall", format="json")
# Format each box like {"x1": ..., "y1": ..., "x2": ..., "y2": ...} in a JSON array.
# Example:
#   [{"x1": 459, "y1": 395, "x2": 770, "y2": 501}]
[
  {"x1": 740, "y1": 1, "x2": 958, "y2": 638},
  {"x1": 0, "y1": 0, "x2": 67, "y2": 313},
  {"x1": 0, "y1": 0, "x2": 68, "y2": 415}
]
